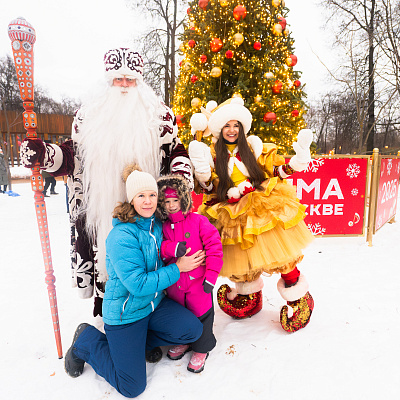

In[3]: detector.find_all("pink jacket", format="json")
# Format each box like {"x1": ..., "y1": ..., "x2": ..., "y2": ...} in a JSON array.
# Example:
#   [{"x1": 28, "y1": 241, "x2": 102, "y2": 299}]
[{"x1": 161, "y1": 210, "x2": 223, "y2": 316}]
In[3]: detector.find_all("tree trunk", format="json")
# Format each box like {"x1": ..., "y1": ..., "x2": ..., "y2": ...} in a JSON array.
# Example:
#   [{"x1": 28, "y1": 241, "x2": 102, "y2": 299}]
[{"x1": 366, "y1": 0, "x2": 376, "y2": 154}]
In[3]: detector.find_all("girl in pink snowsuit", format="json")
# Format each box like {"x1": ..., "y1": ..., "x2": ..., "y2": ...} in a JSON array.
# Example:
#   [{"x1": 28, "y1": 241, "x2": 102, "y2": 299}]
[{"x1": 157, "y1": 174, "x2": 223, "y2": 373}]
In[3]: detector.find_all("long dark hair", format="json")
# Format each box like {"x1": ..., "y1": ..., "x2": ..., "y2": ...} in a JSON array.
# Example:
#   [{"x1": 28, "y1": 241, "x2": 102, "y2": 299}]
[{"x1": 215, "y1": 122, "x2": 265, "y2": 201}]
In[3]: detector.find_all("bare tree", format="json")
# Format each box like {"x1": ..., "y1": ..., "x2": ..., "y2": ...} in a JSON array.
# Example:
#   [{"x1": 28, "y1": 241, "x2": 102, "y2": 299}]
[
  {"x1": 323, "y1": 0, "x2": 380, "y2": 153},
  {"x1": 0, "y1": 55, "x2": 22, "y2": 112},
  {"x1": 35, "y1": 85, "x2": 80, "y2": 115},
  {"x1": 126, "y1": 0, "x2": 186, "y2": 106},
  {"x1": 376, "y1": 0, "x2": 400, "y2": 95},
  {"x1": 321, "y1": 0, "x2": 400, "y2": 153}
]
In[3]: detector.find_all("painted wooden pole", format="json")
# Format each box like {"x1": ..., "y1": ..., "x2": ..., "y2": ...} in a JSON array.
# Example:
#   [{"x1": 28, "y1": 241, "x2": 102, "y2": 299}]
[{"x1": 8, "y1": 17, "x2": 63, "y2": 359}]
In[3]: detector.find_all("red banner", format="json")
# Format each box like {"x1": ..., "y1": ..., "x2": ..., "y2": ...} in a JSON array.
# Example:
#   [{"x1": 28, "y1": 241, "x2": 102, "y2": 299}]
[
  {"x1": 374, "y1": 158, "x2": 400, "y2": 232},
  {"x1": 287, "y1": 158, "x2": 369, "y2": 235}
]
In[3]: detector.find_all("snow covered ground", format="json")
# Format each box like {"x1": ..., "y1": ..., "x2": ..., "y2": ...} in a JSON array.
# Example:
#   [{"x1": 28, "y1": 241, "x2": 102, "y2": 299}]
[{"x1": 1, "y1": 175, "x2": 400, "y2": 400}]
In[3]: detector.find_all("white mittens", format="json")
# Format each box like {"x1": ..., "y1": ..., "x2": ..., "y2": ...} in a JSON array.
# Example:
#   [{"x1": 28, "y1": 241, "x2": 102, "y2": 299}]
[
  {"x1": 289, "y1": 129, "x2": 313, "y2": 172},
  {"x1": 188, "y1": 140, "x2": 214, "y2": 183}
]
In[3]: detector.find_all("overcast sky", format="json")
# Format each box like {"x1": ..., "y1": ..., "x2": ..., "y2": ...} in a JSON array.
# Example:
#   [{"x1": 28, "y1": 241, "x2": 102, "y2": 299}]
[{"x1": 1, "y1": 0, "x2": 335, "y2": 104}]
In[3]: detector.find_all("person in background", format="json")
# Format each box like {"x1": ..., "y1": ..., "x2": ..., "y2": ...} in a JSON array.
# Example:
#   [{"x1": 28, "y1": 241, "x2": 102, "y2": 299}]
[
  {"x1": 0, "y1": 148, "x2": 9, "y2": 193},
  {"x1": 157, "y1": 174, "x2": 223, "y2": 373},
  {"x1": 64, "y1": 165, "x2": 204, "y2": 398},
  {"x1": 42, "y1": 170, "x2": 58, "y2": 197}
]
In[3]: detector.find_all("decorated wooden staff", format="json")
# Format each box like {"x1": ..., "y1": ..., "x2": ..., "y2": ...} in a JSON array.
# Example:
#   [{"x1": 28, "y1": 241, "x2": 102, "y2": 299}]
[{"x1": 8, "y1": 17, "x2": 63, "y2": 359}]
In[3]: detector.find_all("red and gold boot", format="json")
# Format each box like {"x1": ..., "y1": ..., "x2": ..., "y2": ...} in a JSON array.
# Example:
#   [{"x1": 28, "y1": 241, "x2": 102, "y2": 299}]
[
  {"x1": 217, "y1": 280, "x2": 263, "y2": 319},
  {"x1": 277, "y1": 273, "x2": 314, "y2": 332}
]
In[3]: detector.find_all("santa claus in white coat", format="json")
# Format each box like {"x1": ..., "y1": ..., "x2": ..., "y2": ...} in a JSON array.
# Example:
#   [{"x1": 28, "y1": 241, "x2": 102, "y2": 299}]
[{"x1": 20, "y1": 48, "x2": 193, "y2": 317}]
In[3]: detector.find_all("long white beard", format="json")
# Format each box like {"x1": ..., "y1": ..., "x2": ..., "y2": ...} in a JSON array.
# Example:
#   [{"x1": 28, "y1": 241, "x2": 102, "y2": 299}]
[{"x1": 77, "y1": 83, "x2": 165, "y2": 281}]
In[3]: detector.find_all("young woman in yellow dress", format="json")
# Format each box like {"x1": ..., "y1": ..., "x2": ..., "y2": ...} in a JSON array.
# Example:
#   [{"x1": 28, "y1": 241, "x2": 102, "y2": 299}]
[{"x1": 189, "y1": 97, "x2": 315, "y2": 332}]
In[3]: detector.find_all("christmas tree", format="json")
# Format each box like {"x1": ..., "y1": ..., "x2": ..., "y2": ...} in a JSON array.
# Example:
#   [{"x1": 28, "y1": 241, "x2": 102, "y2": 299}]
[{"x1": 172, "y1": 0, "x2": 308, "y2": 153}]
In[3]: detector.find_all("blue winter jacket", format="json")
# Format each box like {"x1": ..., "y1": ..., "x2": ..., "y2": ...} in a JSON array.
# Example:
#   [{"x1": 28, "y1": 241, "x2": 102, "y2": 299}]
[{"x1": 103, "y1": 216, "x2": 181, "y2": 325}]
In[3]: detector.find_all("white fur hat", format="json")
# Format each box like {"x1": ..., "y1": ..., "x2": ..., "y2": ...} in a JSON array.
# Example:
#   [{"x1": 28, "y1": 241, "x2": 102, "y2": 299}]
[
  {"x1": 208, "y1": 97, "x2": 252, "y2": 138},
  {"x1": 104, "y1": 48, "x2": 144, "y2": 85},
  {"x1": 126, "y1": 170, "x2": 158, "y2": 203}
]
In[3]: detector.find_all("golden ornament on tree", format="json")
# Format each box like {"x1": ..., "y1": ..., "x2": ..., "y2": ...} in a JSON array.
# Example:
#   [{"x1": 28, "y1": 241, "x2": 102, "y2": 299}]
[
  {"x1": 210, "y1": 67, "x2": 222, "y2": 77},
  {"x1": 273, "y1": 23, "x2": 283, "y2": 36},
  {"x1": 233, "y1": 33, "x2": 244, "y2": 46},
  {"x1": 272, "y1": 0, "x2": 281, "y2": 7},
  {"x1": 219, "y1": 0, "x2": 229, "y2": 6},
  {"x1": 264, "y1": 72, "x2": 274, "y2": 79},
  {"x1": 191, "y1": 97, "x2": 202, "y2": 107},
  {"x1": 254, "y1": 95, "x2": 262, "y2": 102}
]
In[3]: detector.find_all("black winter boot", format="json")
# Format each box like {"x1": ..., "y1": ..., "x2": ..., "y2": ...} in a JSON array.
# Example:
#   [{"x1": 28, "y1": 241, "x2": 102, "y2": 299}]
[
  {"x1": 145, "y1": 347, "x2": 163, "y2": 363},
  {"x1": 64, "y1": 323, "x2": 91, "y2": 378}
]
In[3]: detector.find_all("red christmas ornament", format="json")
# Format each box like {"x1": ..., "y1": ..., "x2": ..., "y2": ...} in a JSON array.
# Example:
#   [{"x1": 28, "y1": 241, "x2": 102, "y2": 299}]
[
  {"x1": 263, "y1": 112, "x2": 277, "y2": 123},
  {"x1": 187, "y1": 7, "x2": 191, "y2": 14},
  {"x1": 293, "y1": 80, "x2": 301, "y2": 88},
  {"x1": 233, "y1": 5, "x2": 247, "y2": 20},
  {"x1": 176, "y1": 115, "x2": 184, "y2": 127},
  {"x1": 191, "y1": 75, "x2": 198, "y2": 83},
  {"x1": 210, "y1": 38, "x2": 223, "y2": 52},
  {"x1": 272, "y1": 80, "x2": 282, "y2": 94},
  {"x1": 179, "y1": 60, "x2": 183, "y2": 67},
  {"x1": 291, "y1": 109, "x2": 299, "y2": 117},
  {"x1": 188, "y1": 40, "x2": 196, "y2": 48},
  {"x1": 286, "y1": 54, "x2": 298, "y2": 67},
  {"x1": 253, "y1": 41, "x2": 261, "y2": 50},
  {"x1": 225, "y1": 50, "x2": 233, "y2": 59},
  {"x1": 190, "y1": 27, "x2": 195, "y2": 31},
  {"x1": 198, "y1": 0, "x2": 209, "y2": 10},
  {"x1": 278, "y1": 17, "x2": 287, "y2": 30},
  {"x1": 200, "y1": 54, "x2": 207, "y2": 63}
]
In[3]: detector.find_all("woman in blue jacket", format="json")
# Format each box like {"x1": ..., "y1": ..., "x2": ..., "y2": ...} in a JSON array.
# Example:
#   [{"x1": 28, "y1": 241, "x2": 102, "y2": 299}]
[{"x1": 64, "y1": 165, "x2": 205, "y2": 398}]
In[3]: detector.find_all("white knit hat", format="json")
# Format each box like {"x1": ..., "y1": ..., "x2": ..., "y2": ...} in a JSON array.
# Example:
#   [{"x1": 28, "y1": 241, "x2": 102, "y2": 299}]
[
  {"x1": 104, "y1": 48, "x2": 144, "y2": 85},
  {"x1": 208, "y1": 97, "x2": 252, "y2": 138},
  {"x1": 126, "y1": 170, "x2": 158, "y2": 203}
]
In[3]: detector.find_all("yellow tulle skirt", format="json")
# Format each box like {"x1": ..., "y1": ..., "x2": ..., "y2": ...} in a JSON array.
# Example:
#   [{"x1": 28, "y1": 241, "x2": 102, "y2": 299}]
[{"x1": 202, "y1": 177, "x2": 314, "y2": 281}]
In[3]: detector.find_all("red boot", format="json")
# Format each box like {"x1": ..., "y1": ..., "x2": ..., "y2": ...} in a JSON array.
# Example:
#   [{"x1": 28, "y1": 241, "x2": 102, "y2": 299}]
[{"x1": 217, "y1": 284, "x2": 263, "y2": 319}]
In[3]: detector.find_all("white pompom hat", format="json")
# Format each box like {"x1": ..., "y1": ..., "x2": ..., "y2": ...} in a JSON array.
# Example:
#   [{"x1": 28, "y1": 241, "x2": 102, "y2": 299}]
[
  {"x1": 125, "y1": 168, "x2": 158, "y2": 203},
  {"x1": 208, "y1": 97, "x2": 253, "y2": 138}
]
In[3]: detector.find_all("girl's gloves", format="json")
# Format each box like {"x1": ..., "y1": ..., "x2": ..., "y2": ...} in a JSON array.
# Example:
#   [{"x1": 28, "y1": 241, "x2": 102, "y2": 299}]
[
  {"x1": 203, "y1": 279, "x2": 214, "y2": 294},
  {"x1": 175, "y1": 241, "x2": 187, "y2": 258}
]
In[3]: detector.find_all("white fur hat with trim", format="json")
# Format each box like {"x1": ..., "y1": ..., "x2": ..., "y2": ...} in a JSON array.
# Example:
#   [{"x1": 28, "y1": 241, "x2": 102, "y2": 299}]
[
  {"x1": 104, "y1": 48, "x2": 144, "y2": 85},
  {"x1": 208, "y1": 97, "x2": 252, "y2": 138}
]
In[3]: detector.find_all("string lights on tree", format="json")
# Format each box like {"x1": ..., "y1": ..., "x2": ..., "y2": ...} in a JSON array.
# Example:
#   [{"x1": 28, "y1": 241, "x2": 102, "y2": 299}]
[{"x1": 173, "y1": 0, "x2": 308, "y2": 152}]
